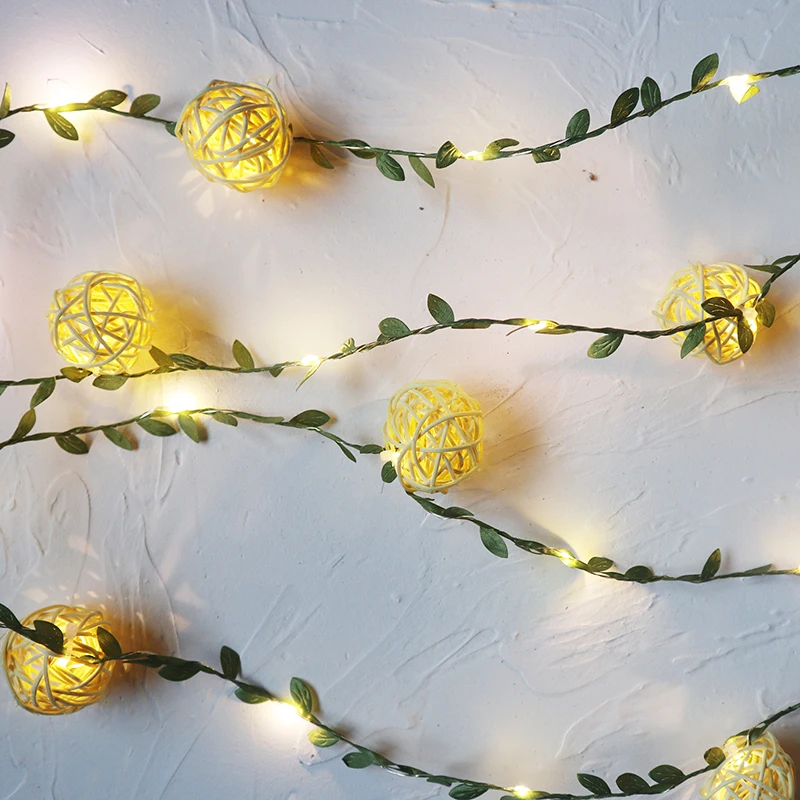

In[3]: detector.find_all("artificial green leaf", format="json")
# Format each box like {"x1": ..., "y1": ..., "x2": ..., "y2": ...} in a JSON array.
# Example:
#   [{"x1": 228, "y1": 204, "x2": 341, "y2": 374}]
[
  {"x1": 587, "y1": 557, "x2": 614, "y2": 572},
  {"x1": 30, "y1": 377, "x2": 56, "y2": 408},
  {"x1": 566, "y1": 108, "x2": 590, "y2": 138},
  {"x1": 137, "y1": 418, "x2": 177, "y2": 437},
  {"x1": 309, "y1": 728, "x2": 340, "y2": 747},
  {"x1": 61, "y1": 366, "x2": 91, "y2": 382},
  {"x1": 381, "y1": 461, "x2": 398, "y2": 483},
  {"x1": 755, "y1": 299, "x2": 776, "y2": 328},
  {"x1": 701, "y1": 297, "x2": 735, "y2": 317},
  {"x1": 648, "y1": 765, "x2": 685, "y2": 785},
  {"x1": 436, "y1": 141, "x2": 460, "y2": 169},
  {"x1": 744, "y1": 262, "x2": 782, "y2": 275},
  {"x1": 235, "y1": 687, "x2": 270, "y2": 704},
  {"x1": 641, "y1": 77, "x2": 662, "y2": 112},
  {"x1": 129, "y1": 93, "x2": 161, "y2": 116},
  {"x1": 409, "y1": 155, "x2": 435, "y2": 188},
  {"x1": 441, "y1": 506, "x2": 473, "y2": 518},
  {"x1": 616, "y1": 774, "x2": 650, "y2": 794},
  {"x1": 211, "y1": 411, "x2": 238, "y2": 426},
  {"x1": 103, "y1": 427, "x2": 133, "y2": 451},
  {"x1": 681, "y1": 323, "x2": 707, "y2": 358},
  {"x1": 0, "y1": 603, "x2": 21, "y2": 631},
  {"x1": 737, "y1": 318, "x2": 755, "y2": 354},
  {"x1": 11, "y1": 408, "x2": 36, "y2": 440},
  {"x1": 740, "y1": 564, "x2": 773, "y2": 576},
  {"x1": 231, "y1": 340, "x2": 255, "y2": 370},
  {"x1": 739, "y1": 85, "x2": 760, "y2": 103},
  {"x1": 376, "y1": 152, "x2": 405, "y2": 181},
  {"x1": 230, "y1": 412, "x2": 284, "y2": 424},
  {"x1": 482, "y1": 137, "x2": 519, "y2": 159},
  {"x1": 625, "y1": 565, "x2": 655, "y2": 582},
  {"x1": 32, "y1": 619, "x2": 64, "y2": 654},
  {"x1": 0, "y1": 84, "x2": 10, "y2": 119},
  {"x1": 290, "y1": 676, "x2": 313, "y2": 715},
  {"x1": 289, "y1": 409, "x2": 330, "y2": 428},
  {"x1": 165, "y1": 121, "x2": 177, "y2": 137},
  {"x1": 358, "y1": 443, "x2": 384, "y2": 455},
  {"x1": 531, "y1": 147, "x2": 561, "y2": 163},
  {"x1": 97, "y1": 627, "x2": 123, "y2": 659},
  {"x1": 93, "y1": 374, "x2": 128, "y2": 391},
  {"x1": 410, "y1": 494, "x2": 442, "y2": 514},
  {"x1": 43, "y1": 109, "x2": 79, "y2": 141},
  {"x1": 335, "y1": 138, "x2": 376, "y2": 159},
  {"x1": 343, "y1": 752, "x2": 376, "y2": 769},
  {"x1": 379, "y1": 317, "x2": 411, "y2": 338},
  {"x1": 220, "y1": 645, "x2": 241, "y2": 680},
  {"x1": 159, "y1": 661, "x2": 202, "y2": 681},
  {"x1": 310, "y1": 142, "x2": 334, "y2": 169},
  {"x1": 480, "y1": 527, "x2": 509, "y2": 559},
  {"x1": 56, "y1": 434, "x2": 88, "y2": 455},
  {"x1": 0, "y1": 130, "x2": 14, "y2": 148},
  {"x1": 577, "y1": 774, "x2": 612, "y2": 795},
  {"x1": 427, "y1": 776, "x2": 455, "y2": 786},
  {"x1": 149, "y1": 346, "x2": 175, "y2": 368},
  {"x1": 178, "y1": 413, "x2": 201, "y2": 443},
  {"x1": 170, "y1": 354, "x2": 207, "y2": 369},
  {"x1": 89, "y1": 89, "x2": 127, "y2": 108},
  {"x1": 428, "y1": 294, "x2": 455, "y2": 324},
  {"x1": 704, "y1": 748, "x2": 726, "y2": 768},
  {"x1": 0, "y1": 385, "x2": 5, "y2": 398},
  {"x1": 340, "y1": 337, "x2": 356, "y2": 354},
  {"x1": 449, "y1": 785, "x2": 489, "y2": 799},
  {"x1": 691, "y1": 54, "x2": 719, "y2": 92},
  {"x1": 587, "y1": 333, "x2": 623, "y2": 359},
  {"x1": 701, "y1": 548, "x2": 722, "y2": 580},
  {"x1": 610, "y1": 88, "x2": 640, "y2": 124}
]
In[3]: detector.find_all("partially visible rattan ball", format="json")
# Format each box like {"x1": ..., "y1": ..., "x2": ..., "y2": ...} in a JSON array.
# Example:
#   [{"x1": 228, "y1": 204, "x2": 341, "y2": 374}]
[
  {"x1": 653, "y1": 262, "x2": 761, "y2": 365},
  {"x1": 703, "y1": 732, "x2": 794, "y2": 800},
  {"x1": 177, "y1": 80, "x2": 293, "y2": 192},
  {"x1": 48, "y1": 271, "x2": 155, "y2": 374},
  {"x1": 3, "y1": 605, "x2": 115, "y2": 715},
  {"x1": 383, "y1": 380, "x2": 483, "y2": 493}
]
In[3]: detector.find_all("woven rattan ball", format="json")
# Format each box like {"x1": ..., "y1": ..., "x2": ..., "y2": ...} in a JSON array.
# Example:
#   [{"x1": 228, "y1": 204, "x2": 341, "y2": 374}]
[
  {"x1": 703, "y1": 733, "x2": 794, "y2": 800},
  {"x1": 177, "y1": 80, "x2": 293, "y2": 192},
  {"x1": 3, "y1": 605, "x2": 115, "y2": 715},
  {"x1": 48, "y1": 271, "x2": 155, "y2": 374},
  {"x1": 653, "y1": 262, "x2": 761, "y2": 365},
  {"x1": 383, "y1": 380, "x2": 483, "y2": 493}
]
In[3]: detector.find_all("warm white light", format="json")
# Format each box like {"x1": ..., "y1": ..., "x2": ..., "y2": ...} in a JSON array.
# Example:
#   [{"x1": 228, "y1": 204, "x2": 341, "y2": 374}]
[
  {"x1": 513, "y1": 786, "x2": 533, "y2": 799},
  {"x1": 552, "y1": 549, "x2": 579, "y2": 567},
  {"x1": 723, "y1": 75, "x2": 760, "y2": 104},
  {"x1": 45, "y1": 81, "x2": 81, "y2": 109},
  {"x1": 463, "y1": 150, "x2": 485, "y2": 161},
  {"x1": 299, "y1": 354, "x2": 320, "y2": 367},
  {"x1": 163, "y1": 392, "x2": 198, "y2": 413}
]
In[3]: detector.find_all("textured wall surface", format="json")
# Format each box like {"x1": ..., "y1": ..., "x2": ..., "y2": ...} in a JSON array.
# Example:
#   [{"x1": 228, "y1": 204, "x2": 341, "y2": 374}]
[{"x1": 1, "y1": 1, "x2": 800, "y2": 798}]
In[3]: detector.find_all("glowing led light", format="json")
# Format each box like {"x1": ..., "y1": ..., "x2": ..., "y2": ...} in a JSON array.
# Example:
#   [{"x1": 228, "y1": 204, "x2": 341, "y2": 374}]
[
  {"x1": 463, "y1": 150, "x2": 485, "y2": 161},
  {"x1": 723, "y1": 75, "x2": 760, "y2": 104},
  {"x1": 552, "y1": 549, "x2": 579, "y2": 567},
  {"x1": 163, "y1": 392, "x2": 198, "y2": 413},
  {"x1": 524, "y1": 319, "x2": 559, "y2": 333},
  {"x1": 513, "y1": 786, "x2": 534, "y2": 799},
  {"x1": 299, "y1": 354, "x2": 320, "y2": 367},
  {"x1": 45, "y1": 81, "x2": 80, "y2": 109}
]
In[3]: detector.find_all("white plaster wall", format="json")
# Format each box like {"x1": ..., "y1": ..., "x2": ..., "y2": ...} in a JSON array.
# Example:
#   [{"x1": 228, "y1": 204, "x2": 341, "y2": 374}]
[{"x1": 1, "y1": 1, "x2": 799, "y2": 798}]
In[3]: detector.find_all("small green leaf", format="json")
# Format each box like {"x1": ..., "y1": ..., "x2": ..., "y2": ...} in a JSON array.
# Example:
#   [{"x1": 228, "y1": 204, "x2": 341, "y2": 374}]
[
  {"x1": 103, "y1": 427, "x2": 133, "y2": 451},
  {"x1": 149, "y1": 347, "x2": 175, "y2": 368},
  {"x1": 641, "y1": 77, "x2": 662, "y2": 112},
  {"x1": 310, "y1": 142, "x2": 334, "y2": 169},
  {"x1": 358, "y1": 443, "x2": 384, "y2": 455},
  {"x1": 701, "y1": 548, "x2": 722, "y2": 581},
  {"x1": 97, "y1": 627, "x2": 123, "y2": 659},
  {"x1": 566, "y1": 108, "x2": 590, "y2": 138},
  {"x1": 32, "y1": 619, "x2": 64, "y2": 654},
  {"x1": 587, "y1": 557, "x2": 614, "y2": 572},
  {"x1": 737, "y1": 318, "x2": 755, "y2": 354},
  {"x1": 159, "y1": 661, "x2": 202, "y2": 682},
  {"x1": 744, "y1": 262, "x2": 782, "y2": 275},
  {"x1": 531, "y1": 147, "x2": 560, "y2": 163},
  {"x1": 379, "y1": 317, "x2": 411, "y2": 338},
  {"x1": 479, "y1": 527, "x2": 508, "y2": 559},
  {"x1": 343, "y1": 751, "x2": 376, "y2": 769},
  {"x1": 436, "y1": 141, "x2": 460, "y2": 169},
  {"x1": 220, "y1": 645, "x2": 241, "y2": 680},
  {"x1": 449, "y1": 785, "x2": 489, "y2": 799},
  {"x1": 624, "y1": 565, "x2": 655, "y2": 582},
  {"x1": 755, "y1": 299, "x2": 776, "y2": 328},
  {"x1": 129, "y1": 93, "x2": 161, "y2": 116},
  {"x1": 170, "y1": 354, "x2": 207, "y2": 369},
  {"x1": 610, "y1": 87, "x2": 640, "y2": 124},
  {"x1": 89, "y1": 89, "x2": 127, "y2": 108},
  {"x1": 11, "y1": 408, "x2": 36, "y2": 440},
  {"x1": 577, "y1": 774, "x2": 612, "y2": 796},
  {"x1": 587, "y1": 333, "x2": 623, "y2": 359},
  {"x1": 289, "y1": 409, "x2": 330, "y2": 428},
  {"x1": 381, "y1": 461, "x2": 398, "y2": 483},
  {"x1": 30, "y1": 377, "x2": 56, "y2": 408},
  {"x1": 648, "y1": 765, "x2": 685, "y2": 786},
  {"x1": 232, "y1": 340, "x2": 255, "y2": 370},
  {"x1": 165, "y1": 121, "x2": 177, "y2": 137},
  {"x1": 290, "y1": 677, "x2": 313, "y2": 716},
  {"x1": 704, "y1": 747, "x2": 726, "y2": 768},
  {"x1": 0, "y1": 130, "x2": 14, "y2": 148},
  {"x1": 427, "y1": 776, "x2": 455, "y2": 787},
  {"x1": 335, "y1": 138, "x2": 376, "y2": 158},
  {"x1": 56, "y1": 434, "x2": 88, "y2": 455},
  {"x1": 691, "y1": 54, "x2": 719, "y2": 92},
  {"x1": 681, "y1": 323, "x2": 707, "y2": 358},
  {"x1": 740, "y1": 564, "x2": 773, "y2": 576},
  {"x1": 43, "y1": 109, "x2": 79, "y2": 141},
  {"x1": 137, "y1": 418, "x2": 177, "y2": 437},
  {"x1": 211, "y1": 411, "x2": 238, "y2": 426},
  {"x1": 309, "y1": 728, "x2": 340, "y2": 747},
  {"x1": 616, "y1": 774, "x2": 650, "y2": 794},
  {"x1": 61, "y1": 366, "x2": 91, "y2": 382},
  {"x1": 409, "y1": 155, "x2": 435, "y2": 188},
  {"x1": 482, "y1": 137, "x2": 519, "y2": 159},
  {"x1": 0, "y1": 84, "x2": 10, "y2": 119},
  {"x1": 0, "y1": 603, "x2": 22, "y2": 631},
  {"x1": 701, "y1": 296, "x2": 735, "y2": 317},
  {"x1": 428, "y1": 294, "x2": 455, "y2": 324},
  {"x1": 93, "y1": 374, "x2": 128, "y2": 391},
  {"x1": 738, "y1": 85, "x2": 760, "y2": 104},
  {"x1": 178, "y1": 413, "x2": 200, "y2": 443},
  {"x1": 376, "y1": 152, "x2": 405, "y2": 181},
  {"x1": 235, "y1": 687, "x2": 270, "y2": 704}
]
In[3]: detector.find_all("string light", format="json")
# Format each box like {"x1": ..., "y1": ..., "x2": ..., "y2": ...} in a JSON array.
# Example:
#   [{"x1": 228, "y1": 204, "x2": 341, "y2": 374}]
[
  {"x1": 722, "y1": 75, "x2": 760, "y2": 104},
  {"x1": 299, "y1": 354, "x2": 321, "y2": 367},
  {"x1": 511, "y1": 786, "x2": 534, "y2": 799}
]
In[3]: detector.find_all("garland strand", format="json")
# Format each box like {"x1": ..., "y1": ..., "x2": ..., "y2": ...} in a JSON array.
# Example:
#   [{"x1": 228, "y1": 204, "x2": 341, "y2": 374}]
[{"x1": 0, "y1": 601, "x2": 795, "y2": 800}]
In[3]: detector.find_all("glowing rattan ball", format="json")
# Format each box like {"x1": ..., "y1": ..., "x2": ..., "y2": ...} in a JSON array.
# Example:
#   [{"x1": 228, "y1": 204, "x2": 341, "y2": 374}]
[
  {"x1": 48, "y1": 271, "x2": 155, "y2": 374},
  {"x1": 383, "y1": 380, "x2": 483, "y2": 493},
  {"x1": 177, "y1": 80, "x2": 293, "y2": 192},
  {"x1": 653, "y1": 262, "x2": 761, "y2": 365},
  {"x1": 703, "y1": 732, "x2": 794, "y2": 800},
  {"x1": 3, "y1": 605, "x2": 115, "y2": 715}
]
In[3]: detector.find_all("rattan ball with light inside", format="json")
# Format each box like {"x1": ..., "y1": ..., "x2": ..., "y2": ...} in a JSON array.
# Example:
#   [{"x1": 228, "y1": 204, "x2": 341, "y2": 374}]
[
  {"x1": 48, "y1": 271, "x2": 155, "y2": 374},
  {"x1": 177, "y1": 80, "x2": 293, "y2": 192},
  {"x1": 3, "y1": 605, "x2": 115, "y2": 715},
  {"x1": 653, "y1": 262, "x2": 761, "y2": 365},
  {"x1": 703, "y1": 732, "x2": 794, "y2": 800},
  {"x1": 383, "y1": 380, "x2": 483, "y2": 493}
]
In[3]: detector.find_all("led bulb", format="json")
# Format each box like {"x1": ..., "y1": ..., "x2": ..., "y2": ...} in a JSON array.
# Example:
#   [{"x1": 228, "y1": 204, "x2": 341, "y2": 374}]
[{"x1": 723, "y1": 75, "x2": 760, "y2": 104}]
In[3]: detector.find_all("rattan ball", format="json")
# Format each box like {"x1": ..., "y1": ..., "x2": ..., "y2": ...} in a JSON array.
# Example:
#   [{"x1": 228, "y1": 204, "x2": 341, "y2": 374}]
[
  {"x1": 383, "y1": 380, "x2": 483, "y2": 493},
  {"x1": 653, "y1": 262, "x2": 761, "y2": 365},
  {"x1": 704, "y1": 733, "x2": 794, "y2": 800},
  {"x1": 3, "y1": 605, "x2": 115, "y2": 715},
  {"x1": 177, "y1": 80, "x2": 293, "y2": 192},
  {"x1": 48, "y1": 271, "x2": 155, "y2": 374}
]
